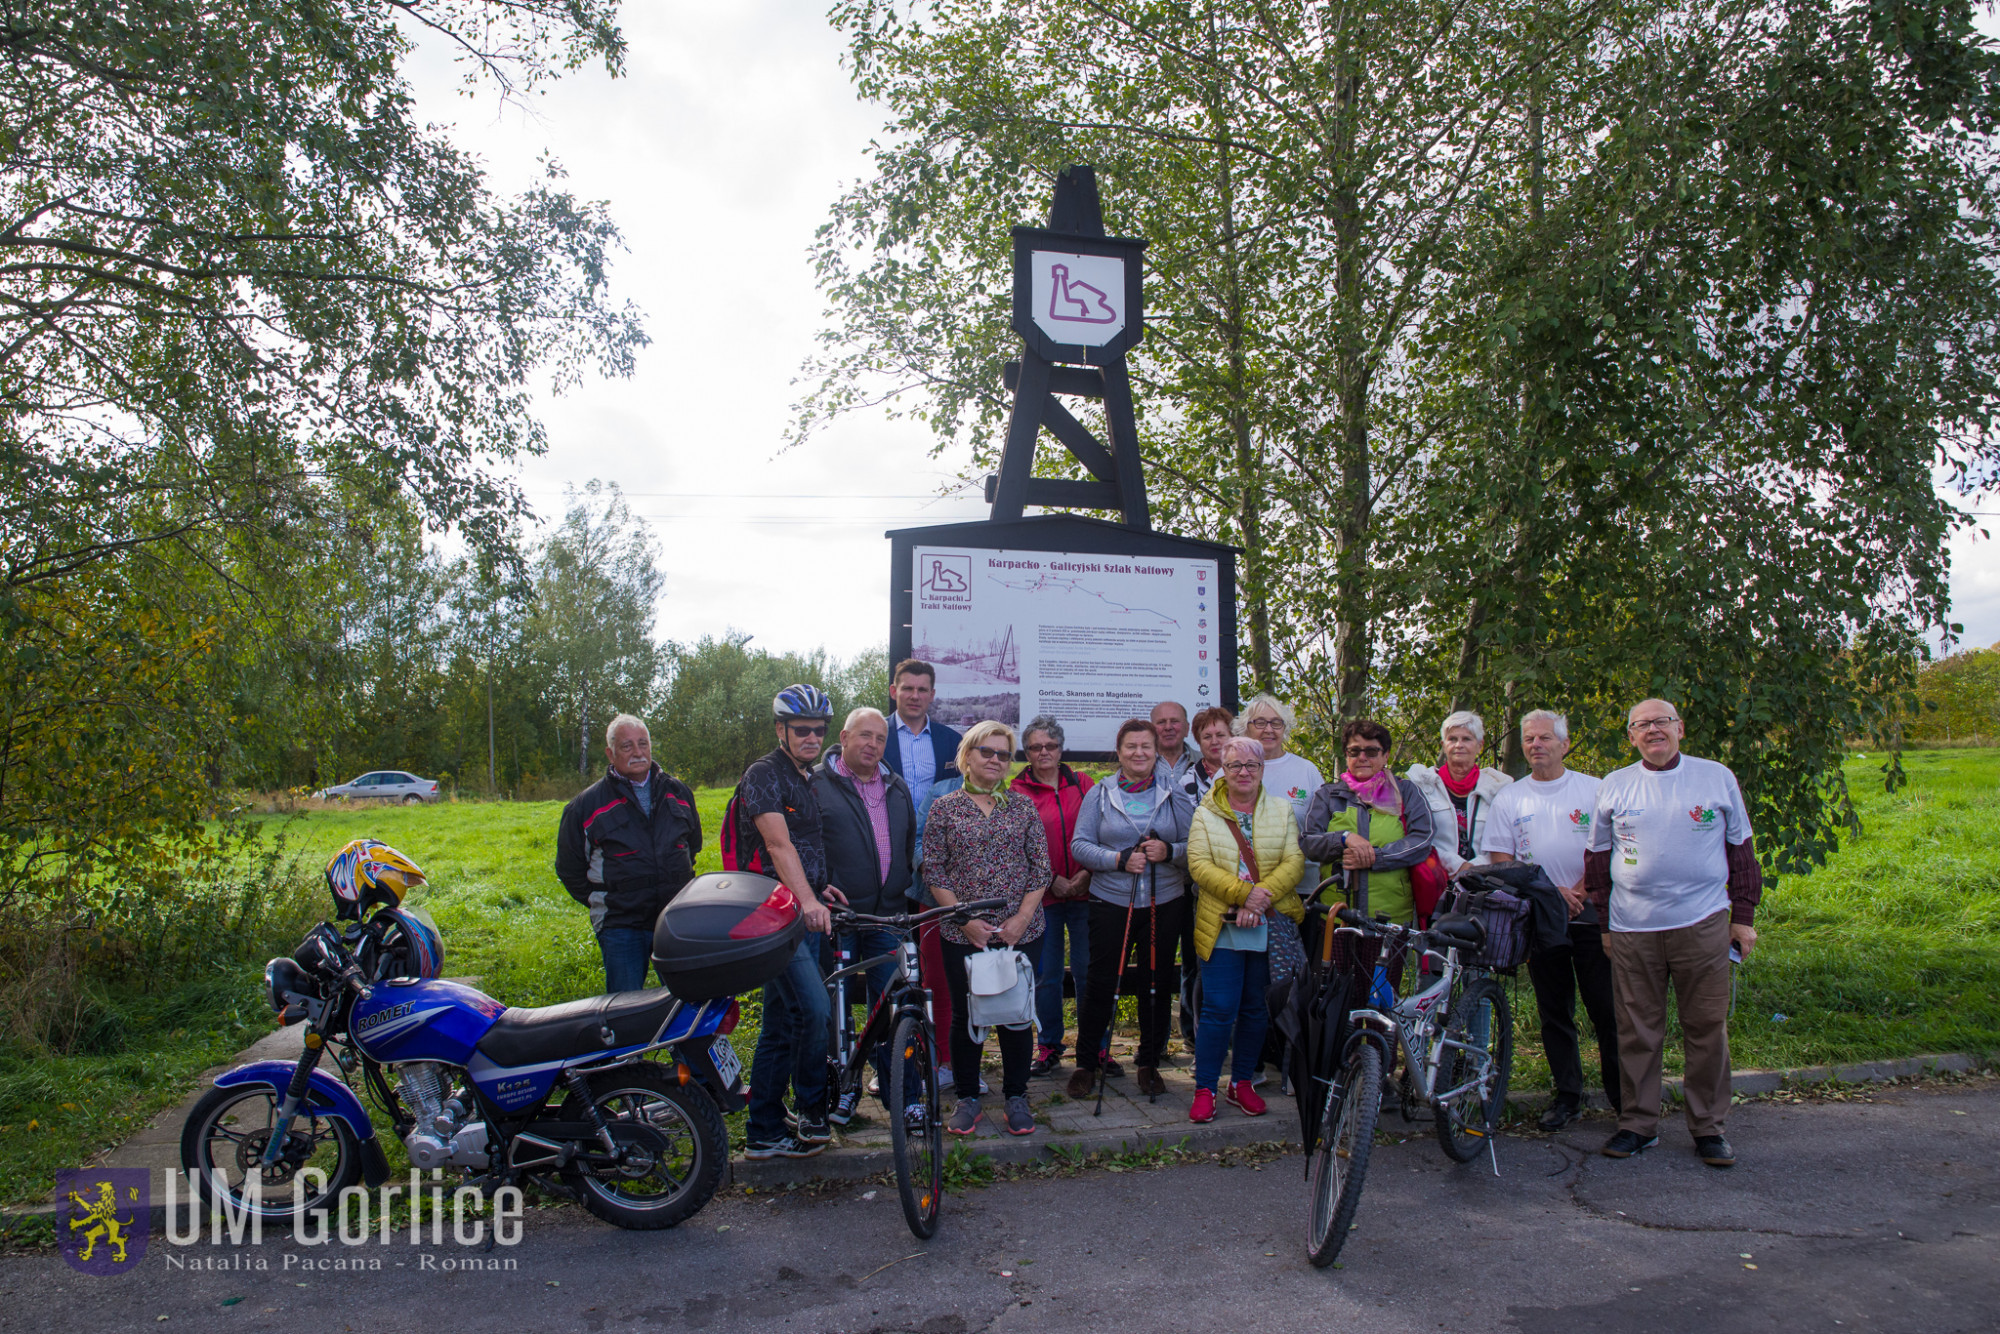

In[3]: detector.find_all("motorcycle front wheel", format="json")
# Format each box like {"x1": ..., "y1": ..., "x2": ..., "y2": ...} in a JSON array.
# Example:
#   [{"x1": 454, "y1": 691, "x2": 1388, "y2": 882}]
[
  {"x1": 180, "y1": 1083, "x2": 364, "y2": 1220},
  {"x1": 560, "y1": 1065, "x2": 726, "y2": 1230}
]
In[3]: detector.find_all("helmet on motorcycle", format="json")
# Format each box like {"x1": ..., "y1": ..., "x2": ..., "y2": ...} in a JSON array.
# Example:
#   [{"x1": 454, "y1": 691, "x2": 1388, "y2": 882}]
[
  {"x1": 325, "y1": 838, "x2": 426, "y2": 920},
  {"x1": 374, "y1": 907, "x2": 445, "y2": 980},
  {"x1": 772, "y1": 683, "x2": 833, "y2": 723}
]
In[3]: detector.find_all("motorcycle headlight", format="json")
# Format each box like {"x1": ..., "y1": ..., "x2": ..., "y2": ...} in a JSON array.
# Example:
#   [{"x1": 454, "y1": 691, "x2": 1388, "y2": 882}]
[{"x1": 265, "y1": 957, "x2": 314, "y2": 1012}]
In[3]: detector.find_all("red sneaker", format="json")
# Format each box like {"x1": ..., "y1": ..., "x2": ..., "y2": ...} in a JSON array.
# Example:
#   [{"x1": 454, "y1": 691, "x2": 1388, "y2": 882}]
[
  {"x1": 1225, "y1": 1080, "x2": 1268, "y2": 1117},
  {"x1": 1189, "y1": 1088, "x2": 1216, "y2": 1124}
]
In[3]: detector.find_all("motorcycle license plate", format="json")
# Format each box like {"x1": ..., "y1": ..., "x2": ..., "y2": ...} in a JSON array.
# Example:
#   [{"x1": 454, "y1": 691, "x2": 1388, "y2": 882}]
[{"x1": 709, "y1": 1038, "x2": 743, "y2": 1087}]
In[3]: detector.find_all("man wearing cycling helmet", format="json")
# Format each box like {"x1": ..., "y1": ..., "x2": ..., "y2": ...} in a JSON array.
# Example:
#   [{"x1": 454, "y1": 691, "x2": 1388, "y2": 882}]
[
  {"x1": 556, "y1": 713, "x2": 702, "y2": 993},
  {"x1": 738, "y1": 684, "x2": 848, "y2": 1158}
]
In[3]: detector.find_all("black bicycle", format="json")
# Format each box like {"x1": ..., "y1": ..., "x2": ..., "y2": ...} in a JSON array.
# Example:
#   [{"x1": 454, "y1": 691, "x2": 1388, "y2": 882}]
[{"x1": 824, "y1": 897, "x2": 1005, "y2": 1238}]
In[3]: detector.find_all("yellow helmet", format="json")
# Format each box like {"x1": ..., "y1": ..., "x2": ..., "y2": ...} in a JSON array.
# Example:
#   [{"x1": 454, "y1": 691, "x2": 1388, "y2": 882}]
[{"x1": 325, "y1": 838, "x2": 426, "y2": 920}]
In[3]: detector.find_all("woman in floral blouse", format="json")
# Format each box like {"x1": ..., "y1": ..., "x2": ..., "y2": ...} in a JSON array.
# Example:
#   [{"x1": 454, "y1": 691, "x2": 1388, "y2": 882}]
[{"x1": 924, "y1": 720, "x2": 1050, "y2": 1138}]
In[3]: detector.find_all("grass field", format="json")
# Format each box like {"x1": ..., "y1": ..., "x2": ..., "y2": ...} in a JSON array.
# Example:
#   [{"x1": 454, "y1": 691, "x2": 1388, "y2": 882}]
[{"x1": 3, "y1": 751, "x2": 1995, "y2": 1211}]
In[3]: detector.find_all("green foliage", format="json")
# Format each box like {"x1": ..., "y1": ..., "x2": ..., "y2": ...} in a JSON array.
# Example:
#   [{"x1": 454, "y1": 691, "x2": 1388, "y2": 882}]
[
  {"x1": 799, "y1": 0, "x2": 2000, "y2": 878},
  {"x1": 0, "y1": 1, "x2": 642, "y2": 945},
  {"x1": 655, "y1": 636, "x2": 889, "y2": 786},
  {"x1": 1901, "y1": 645, "x2": 2000, "y2": 743}
]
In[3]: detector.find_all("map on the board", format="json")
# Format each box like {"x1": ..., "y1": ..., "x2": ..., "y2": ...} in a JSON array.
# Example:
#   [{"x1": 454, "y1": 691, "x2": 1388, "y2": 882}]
[{"x1": 911, "y1": 545, "x2": 1218, "y2": 750}]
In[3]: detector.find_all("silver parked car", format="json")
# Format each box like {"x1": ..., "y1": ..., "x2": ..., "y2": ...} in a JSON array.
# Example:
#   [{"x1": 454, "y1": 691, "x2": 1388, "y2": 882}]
[{"x1": 316, "y1": 771, "x2": 440, "y2": 804}]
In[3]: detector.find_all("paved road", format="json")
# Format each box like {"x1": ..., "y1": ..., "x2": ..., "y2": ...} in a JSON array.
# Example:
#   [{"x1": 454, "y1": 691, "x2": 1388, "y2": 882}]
[{"x1": 6, "y1": 1080, "x2": 1994, "y2": 1333}]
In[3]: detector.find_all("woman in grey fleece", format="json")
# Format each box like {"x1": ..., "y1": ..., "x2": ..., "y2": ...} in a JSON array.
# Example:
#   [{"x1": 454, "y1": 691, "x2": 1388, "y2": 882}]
[{"x1": 1065, "y1": 719, "x2": 1196, "y2": 1098}]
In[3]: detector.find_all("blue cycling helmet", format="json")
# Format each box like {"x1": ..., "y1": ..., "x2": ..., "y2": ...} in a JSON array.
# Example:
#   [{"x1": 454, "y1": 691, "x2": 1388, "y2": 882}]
[{"x1": 772, "y1": 684, "x2": 833, "y2": 722}]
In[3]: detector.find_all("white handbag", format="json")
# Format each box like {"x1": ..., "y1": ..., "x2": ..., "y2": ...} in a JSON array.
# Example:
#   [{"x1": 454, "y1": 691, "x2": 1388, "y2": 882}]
[{"x1": 964, "y1": 947, "x2": 1036, "y2": 1043}]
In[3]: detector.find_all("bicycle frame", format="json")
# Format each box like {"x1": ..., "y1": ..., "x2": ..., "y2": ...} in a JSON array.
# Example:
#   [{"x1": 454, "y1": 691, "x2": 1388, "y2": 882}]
[
  {"x1": 826, "y1": 931, "x2": 931, "y2": 1094},
  {"x1": 1335, "y1": 923, "x2": 1498, "y2": 1115}
]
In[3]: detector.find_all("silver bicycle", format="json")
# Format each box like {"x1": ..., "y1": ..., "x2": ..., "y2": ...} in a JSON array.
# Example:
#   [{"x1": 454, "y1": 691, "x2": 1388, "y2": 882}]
[{"x1": 1306, "y1": 905, "x2": 1514, "y2": 1267}]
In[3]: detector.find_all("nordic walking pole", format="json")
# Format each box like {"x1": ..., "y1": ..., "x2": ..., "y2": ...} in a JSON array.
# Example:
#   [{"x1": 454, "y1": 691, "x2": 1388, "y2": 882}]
[
  {"x1": 1144, "y1": 845, "x2": 1159, "y2": 1104},
  {"x1": 1094, "y1": 843, "x2": 1141, "y2": 1118}
]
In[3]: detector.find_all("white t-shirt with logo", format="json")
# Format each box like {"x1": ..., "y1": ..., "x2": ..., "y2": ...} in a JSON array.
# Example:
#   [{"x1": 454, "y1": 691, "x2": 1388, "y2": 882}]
[
  {"x1": 1260, "y1": 752, "x2": 1325, "y2": 832},
  {"x1": 1479, "y1": 768, "x2": 1602, "y2": 922},
  {"x1": 1586, "y1": 756, "x2": 1753, "y2": 934},
  {"x1": 1262, "y1": 750, "x2": 1327, "y2": 892}
]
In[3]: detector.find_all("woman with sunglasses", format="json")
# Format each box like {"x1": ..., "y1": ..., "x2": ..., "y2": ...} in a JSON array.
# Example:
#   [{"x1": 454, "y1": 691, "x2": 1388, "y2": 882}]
[
  {"x1": 1298, "y1": 720, "x2": 1437, "y2": 928},
  {"x1": 1185, "y1": 736, "x2": 1305, "y2": 1122},
  {"x1": 924, "y1": 720, "x2": 1050, "y2": 1138},
  {"x1": 1009, "y1": 715, "x2": 1096, "y2": 1076}
]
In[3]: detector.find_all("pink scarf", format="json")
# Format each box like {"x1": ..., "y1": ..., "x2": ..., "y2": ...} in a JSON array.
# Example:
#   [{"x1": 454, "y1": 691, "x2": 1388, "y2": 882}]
[{"x1": 1342, "y1": 769, "x2": 1400, "y2": 813}]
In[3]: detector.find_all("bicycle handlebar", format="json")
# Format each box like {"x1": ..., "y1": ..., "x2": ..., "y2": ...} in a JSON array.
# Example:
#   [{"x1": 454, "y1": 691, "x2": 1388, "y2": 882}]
[{"x1": 829, "y1": 898, "x2": 1009, "y2": 931}]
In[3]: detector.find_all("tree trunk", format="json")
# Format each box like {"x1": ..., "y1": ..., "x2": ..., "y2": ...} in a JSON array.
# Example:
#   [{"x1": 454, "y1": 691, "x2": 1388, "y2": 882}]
[
  {"x1": 1205, "y1": 46, "x2": 1272, "y2": 689},
  {"x1": 578, "y1": 677, "x2": 589, "y2": 778},
  {"x1": 486, "y1": 664, "x2": 496, "y2": 793},
  {"x1": 1329, "y1": 64, "x2": 1372, "y2": 721}
]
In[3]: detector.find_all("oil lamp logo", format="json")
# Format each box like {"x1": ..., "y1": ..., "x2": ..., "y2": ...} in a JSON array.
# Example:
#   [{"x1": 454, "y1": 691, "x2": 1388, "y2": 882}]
[{"x1": 57, "y1": 1168, "x2": 148, "y2": 1276}]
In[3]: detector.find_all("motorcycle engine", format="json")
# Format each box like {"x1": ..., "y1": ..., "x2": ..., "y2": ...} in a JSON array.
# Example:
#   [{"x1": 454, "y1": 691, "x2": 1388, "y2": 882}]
[{"x1": 396, "y1": 1062, "x2": 491, "y2": 1170}]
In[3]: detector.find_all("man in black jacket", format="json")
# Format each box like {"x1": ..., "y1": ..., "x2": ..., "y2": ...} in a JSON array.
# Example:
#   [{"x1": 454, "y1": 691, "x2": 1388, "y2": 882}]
[
  {"x1": 555, "y1": 713, "x2": 702, "y2": 993},
  {"x1": 814, "y1": 707, "x2": 917, "y2": 1124}
]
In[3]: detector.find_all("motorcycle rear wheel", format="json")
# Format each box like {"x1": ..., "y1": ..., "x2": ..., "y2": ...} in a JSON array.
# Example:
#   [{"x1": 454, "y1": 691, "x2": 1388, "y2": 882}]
[{"x1": 560, "y1": 1066, "x2": 725, "y2": 1230}]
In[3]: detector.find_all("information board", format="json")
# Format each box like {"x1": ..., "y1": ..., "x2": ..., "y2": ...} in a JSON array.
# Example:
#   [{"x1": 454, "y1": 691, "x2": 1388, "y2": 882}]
[{"x1": 910, "y1": 543, "x2": 1223, "y2": 752}]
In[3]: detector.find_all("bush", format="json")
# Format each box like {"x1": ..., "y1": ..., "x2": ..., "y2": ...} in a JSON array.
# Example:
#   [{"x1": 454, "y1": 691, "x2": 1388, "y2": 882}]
[{"x1": 0, "y1": 828, "x2": 322, "y2": 1058}]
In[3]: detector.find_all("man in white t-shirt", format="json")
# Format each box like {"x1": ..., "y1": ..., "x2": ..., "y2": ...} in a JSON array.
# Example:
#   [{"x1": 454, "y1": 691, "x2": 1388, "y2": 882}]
[
  {"x1": 1480, "y1": 709, "x2": 1617, "y2": 1131},
  {"x1": 1585, "y1": 699, "x2": 1763, "y2": 1169}
]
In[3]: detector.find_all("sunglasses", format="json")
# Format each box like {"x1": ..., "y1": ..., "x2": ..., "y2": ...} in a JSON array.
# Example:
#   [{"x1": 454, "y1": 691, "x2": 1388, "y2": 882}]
[
  {"x1": 971, "y1": 744, "x2": 1011, "y2": 762},
  {"x1": 1345, "y1": 745, "x2": 1385, "y2": 758},
  {"x1": 1025, "y1": 741, "x2": 1061, "y2": 753},
  {"x1": 786, "y1": 723, "x2": 829, "y2": 738}
]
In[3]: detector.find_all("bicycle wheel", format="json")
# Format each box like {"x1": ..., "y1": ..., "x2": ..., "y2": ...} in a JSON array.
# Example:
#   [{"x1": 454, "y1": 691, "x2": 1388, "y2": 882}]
[
  {"x1": 1306, "y1": 1042, "x2": 1381, "y2": 1268},
  {"x1": 1435, "y1": 975, "x2": 1514, "y2": 1163},
  {"x1": 887, "y1": 1012, "x2": 943, "y2": 1239}
]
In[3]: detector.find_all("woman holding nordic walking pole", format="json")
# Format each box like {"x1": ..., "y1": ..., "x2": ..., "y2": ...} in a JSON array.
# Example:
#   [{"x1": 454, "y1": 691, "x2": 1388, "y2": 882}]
[{"x1": 1066, "y1": 718, "x2": 1194, "y2": 1102}]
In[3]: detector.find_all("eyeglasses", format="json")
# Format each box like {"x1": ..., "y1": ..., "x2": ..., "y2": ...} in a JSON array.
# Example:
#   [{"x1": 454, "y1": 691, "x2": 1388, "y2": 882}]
[
  {"x1": 1223, "y1": 761, "x2": 1263, "y2": 774},
  {"x1": 1345, "y1": 745, "x2": 1384, "y2": 758},
  {"x1": 971, "y1": 744, "x2": 1010, "y2": 762},
  {"x1": 1627, "y1": 717, "x2": 1679, "y2": 733},
  {"x1": 786, "y1": 723, "x2": 828, "y2": 738},
  {"x1": 1245, "y1": 717, "x2": 1285, "y2": 731},
  {"x1": 1025, "y1": 742, "x2": 1061, "y2": 753}
]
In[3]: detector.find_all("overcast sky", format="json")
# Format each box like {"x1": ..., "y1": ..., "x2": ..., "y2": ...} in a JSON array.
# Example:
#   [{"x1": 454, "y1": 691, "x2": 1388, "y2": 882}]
[{"x1": 405, "y1": 3, "x2": 2000, "y2": 664}]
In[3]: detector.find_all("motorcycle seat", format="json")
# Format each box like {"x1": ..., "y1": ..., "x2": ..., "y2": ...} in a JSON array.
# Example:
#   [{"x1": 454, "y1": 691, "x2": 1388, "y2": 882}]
[{"x1": 473, "y1": 988, "x2": 682, "y2": 1068}]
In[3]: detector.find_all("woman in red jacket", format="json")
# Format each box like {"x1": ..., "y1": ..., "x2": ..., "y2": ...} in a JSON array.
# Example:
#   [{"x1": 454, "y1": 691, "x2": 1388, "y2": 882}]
[{"x1": 1010, "y1": 714, "x2": 1098, "y2": 1076}]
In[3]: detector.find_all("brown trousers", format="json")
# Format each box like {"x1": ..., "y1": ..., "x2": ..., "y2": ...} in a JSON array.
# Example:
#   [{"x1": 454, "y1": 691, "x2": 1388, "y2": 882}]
[{"x1": 1604, "y1": 908, "x2": 1733, "y2": 1138}]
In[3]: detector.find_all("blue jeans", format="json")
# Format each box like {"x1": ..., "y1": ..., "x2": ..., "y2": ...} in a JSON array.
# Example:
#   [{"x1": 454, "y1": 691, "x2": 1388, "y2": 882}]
[
  {"x1": 597, "y1": 927, "x2": 661, "y2": 993},
  {"x1": 1035, "y1": 900, "x2": 1091, "y2": 1052},
  {"x1": 1195, "y1": 947, "x2": 1270, "y2": 1090},
  {"x1": 747, "y1": 933, "x2": 832, "y2": 1142}
]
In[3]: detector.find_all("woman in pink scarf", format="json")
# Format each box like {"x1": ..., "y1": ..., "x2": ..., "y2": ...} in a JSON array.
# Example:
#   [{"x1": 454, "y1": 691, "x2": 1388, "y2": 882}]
[{"x1": 1296, "y1": 720, "x2": 1438, "y2": 923}]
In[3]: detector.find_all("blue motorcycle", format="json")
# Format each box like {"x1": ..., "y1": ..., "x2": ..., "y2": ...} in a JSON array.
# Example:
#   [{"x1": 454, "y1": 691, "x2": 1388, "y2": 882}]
[{"x1": 180, "y1": 870, "x2": 802, "y2": 1231}]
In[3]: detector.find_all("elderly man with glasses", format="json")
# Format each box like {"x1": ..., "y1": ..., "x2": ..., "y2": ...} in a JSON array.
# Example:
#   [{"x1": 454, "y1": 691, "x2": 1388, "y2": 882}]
[{"x1": 1585, "y1": 699, "x2": 1762, "y2": 1169}]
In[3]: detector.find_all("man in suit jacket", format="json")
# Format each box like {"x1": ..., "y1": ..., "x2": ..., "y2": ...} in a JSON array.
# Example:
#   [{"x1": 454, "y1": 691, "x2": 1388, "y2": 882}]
[{"x1": 882, "y1": 658, "x2": 961, "y2": 824}]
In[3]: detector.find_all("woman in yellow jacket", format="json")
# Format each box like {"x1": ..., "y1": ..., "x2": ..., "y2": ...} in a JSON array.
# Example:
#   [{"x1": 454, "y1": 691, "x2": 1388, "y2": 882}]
[{"x1": 1185, "y1": 736, "x2": 1305, "y2": 1122}]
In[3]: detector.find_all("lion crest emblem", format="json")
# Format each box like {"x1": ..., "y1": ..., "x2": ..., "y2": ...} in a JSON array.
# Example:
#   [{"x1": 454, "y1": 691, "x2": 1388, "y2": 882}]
[{"x1": 56, "y1": 1168, "x2": 148, "y2": 1275}]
